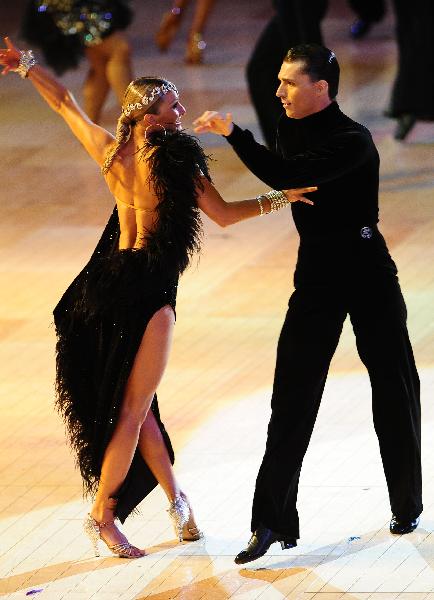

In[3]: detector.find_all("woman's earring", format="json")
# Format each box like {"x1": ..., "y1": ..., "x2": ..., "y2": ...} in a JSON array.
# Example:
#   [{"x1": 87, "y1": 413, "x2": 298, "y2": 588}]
[{"x1": 144, "y1": 123, "x2": 167, "y2": 143}]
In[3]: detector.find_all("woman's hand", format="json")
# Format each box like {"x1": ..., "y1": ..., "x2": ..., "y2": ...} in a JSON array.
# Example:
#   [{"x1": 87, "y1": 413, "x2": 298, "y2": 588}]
[
  {"x1": 0, "y1": 37, "x2": 22, "y2": 75},
  {"x1": 193, "y1": 111, "x2": 234, "y2": 136},
  {"x1": 283, "y1": 186, "x2": 317, "y2": 206}
]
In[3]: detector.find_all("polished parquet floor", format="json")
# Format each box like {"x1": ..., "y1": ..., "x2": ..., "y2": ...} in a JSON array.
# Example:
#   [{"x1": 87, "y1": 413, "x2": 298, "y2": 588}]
[{"x1": 0, "y1": 1, "x2": 433, "y2": 598}]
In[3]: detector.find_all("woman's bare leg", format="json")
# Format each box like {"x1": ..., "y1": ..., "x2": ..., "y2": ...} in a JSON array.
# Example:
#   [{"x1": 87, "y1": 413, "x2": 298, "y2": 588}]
[
  {"x1": 175, "y1": 0, "x2": 191, "y2": 10},
  {"x1": 139, "y1": 410, "x2": 201, "y2": 537},
  {"x1": 185, "y1": 0, "x2": 216, "y2": 63},
  {"x1": 189, "y1": 0, "x2": 215, "y2": 35},
  {"x1": 103, "y1": 32, "x2": 133, "y2": 105},
  {"x1": 90, "y1": 306, "x2": 175, "y2": 553},
  {"x1": 139, "y1": 410, "x2": 180, "y2": 500},
  {"x1": 83, "y1": 45, "x2": 110, "y2": 123},
  {"x1": 155, "y1": 0, "x2": 190, "y2": 52},
  {"x1": 83, "y1": 33, "x2": 132, "y2": 122}
]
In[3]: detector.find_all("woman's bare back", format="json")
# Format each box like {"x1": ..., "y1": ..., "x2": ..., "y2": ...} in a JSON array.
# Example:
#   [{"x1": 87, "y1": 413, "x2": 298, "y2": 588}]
[{"x1": 104, "y1": 144, "x2": 160, "y2": 250}]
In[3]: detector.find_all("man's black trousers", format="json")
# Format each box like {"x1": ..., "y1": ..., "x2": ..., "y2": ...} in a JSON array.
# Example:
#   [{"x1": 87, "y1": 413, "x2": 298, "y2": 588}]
[{"x1": 251, "y1": 274, "x2": 422, "y2": 538}]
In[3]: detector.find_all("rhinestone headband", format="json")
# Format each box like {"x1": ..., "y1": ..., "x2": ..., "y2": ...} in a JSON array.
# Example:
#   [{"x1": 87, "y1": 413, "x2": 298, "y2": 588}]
[{"x1": 123, "y1": 82, "x2": 178, "y2": 117}]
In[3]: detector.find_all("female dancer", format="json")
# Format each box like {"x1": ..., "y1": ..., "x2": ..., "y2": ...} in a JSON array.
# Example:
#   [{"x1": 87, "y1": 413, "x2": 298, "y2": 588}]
[
  {"x1": 22, "y1": 0, "x2": 133, "y2": 122},
  {"x1": 0, "y1": 37, "x2": 315, "y2": 559}
]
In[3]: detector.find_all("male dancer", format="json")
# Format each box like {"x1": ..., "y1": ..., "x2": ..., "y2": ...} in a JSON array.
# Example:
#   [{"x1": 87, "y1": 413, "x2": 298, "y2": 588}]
[{"x1": 194, "y1": 44, "x2": 422, "y2": 564}]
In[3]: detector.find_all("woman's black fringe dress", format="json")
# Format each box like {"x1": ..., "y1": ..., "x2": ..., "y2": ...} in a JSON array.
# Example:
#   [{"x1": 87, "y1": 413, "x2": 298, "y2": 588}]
[{"x1": 53, "y1": 131, "x2": 210, "y2": 522}]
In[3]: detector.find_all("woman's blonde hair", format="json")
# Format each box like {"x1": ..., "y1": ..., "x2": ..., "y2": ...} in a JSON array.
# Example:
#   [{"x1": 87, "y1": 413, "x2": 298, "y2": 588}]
[{"x1": 101, "y1": 77, "x2": 175, "y2": 174}]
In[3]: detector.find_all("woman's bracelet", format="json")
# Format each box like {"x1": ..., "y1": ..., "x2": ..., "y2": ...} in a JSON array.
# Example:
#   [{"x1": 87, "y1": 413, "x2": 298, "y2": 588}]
[
  {"x1": 265, "y1": 189, "x2": 289, "y2": 212},
  {"x1": 14, "y1": 50, "x2": 37, "y2": 79},
  {"x1": 256, "y1": 190, "x2": 289, "y2": 214}
]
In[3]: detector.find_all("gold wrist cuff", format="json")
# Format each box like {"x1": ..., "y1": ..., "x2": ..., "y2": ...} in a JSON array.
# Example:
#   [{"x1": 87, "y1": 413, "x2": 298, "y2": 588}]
[
  {"x1": 256, "y1": 195, "x2": 265, "y2": 216},
  {"x1": 263, "y1": 190, "x2": 289, "y2": 212}
]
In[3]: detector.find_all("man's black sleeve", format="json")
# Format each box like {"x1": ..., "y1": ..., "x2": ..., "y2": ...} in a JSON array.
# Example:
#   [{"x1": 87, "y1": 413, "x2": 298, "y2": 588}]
[{"x1": 225, "y1": 124, "x2": 374, "y2": 189}]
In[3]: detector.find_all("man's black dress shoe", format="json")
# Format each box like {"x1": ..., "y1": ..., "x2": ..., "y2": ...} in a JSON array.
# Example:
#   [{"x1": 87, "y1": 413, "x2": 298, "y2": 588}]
[
  {"x1": 390, "y1": 515, "x2": 420, "y2": 535},
  {"x1": 234, "y1": 525, "x2": 297, "y2": 565}
]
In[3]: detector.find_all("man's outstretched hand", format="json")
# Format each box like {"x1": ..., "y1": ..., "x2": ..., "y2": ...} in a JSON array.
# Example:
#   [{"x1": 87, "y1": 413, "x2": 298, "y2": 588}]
[{"x1": 193, "y1": 111, "x2": 234, "y2": 136}]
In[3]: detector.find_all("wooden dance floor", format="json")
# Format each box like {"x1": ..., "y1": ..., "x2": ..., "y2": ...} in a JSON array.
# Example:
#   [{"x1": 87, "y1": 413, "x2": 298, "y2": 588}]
[{"x1": 1, "y1": 0, "x2": 433, "y2": 598}]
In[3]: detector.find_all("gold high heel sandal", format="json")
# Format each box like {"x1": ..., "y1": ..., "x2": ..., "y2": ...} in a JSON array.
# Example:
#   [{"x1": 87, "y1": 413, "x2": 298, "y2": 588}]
[
  {"x1": 167, "y1": 493, "x2": 203, "y2": 541},
  {"x1": 83, "y1": 514, "x2": 144, "y2": 558},
  {"x1": 185, "y1": 33, "x2": 206, "y2": 64},
  {"x1": 155, "y1": 7, "x2": 183, "y2": 52}
]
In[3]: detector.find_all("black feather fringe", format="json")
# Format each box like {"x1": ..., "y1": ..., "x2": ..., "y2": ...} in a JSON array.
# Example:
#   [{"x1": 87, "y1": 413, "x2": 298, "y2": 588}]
[{"x1": 142, "y1": 128, "x2": 211, "y2": 275}]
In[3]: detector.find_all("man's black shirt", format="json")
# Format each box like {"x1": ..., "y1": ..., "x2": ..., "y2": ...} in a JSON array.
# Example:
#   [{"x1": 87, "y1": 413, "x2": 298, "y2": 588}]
[{"x1": 225, "y1": 102, "x2": 396, "y2": 285}]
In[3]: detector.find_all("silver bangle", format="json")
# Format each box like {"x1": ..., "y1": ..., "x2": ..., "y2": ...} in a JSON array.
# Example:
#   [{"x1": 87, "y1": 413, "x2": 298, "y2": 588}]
[
  {"x1": 15, "y1": 50, "x2": 37, "y2": 79},
  {"x1": 256, "y1": 195, "x2": 265, "y2": 216},
  {"x1": 263, "y1": 189, "x2": 289, "y2": 212}
]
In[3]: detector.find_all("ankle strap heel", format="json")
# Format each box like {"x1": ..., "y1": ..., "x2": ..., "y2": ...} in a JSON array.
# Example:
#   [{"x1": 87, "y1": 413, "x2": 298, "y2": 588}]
[
  {"x1": 167, "y1": 493, "x2": 203, "y2": 542},
  {"x1": 83, "y1": 514, "x2": 103, "y2": 557},
  {"x1": 168, "y1": 495, "x2": 190, "y2": 541},
  {"x1": 83, "y1": 513, "x2": 143, "y2": 559}
]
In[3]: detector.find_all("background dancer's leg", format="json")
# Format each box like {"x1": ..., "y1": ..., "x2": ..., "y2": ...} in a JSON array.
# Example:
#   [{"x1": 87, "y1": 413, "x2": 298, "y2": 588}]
[{"x1": 84, "y1": 32, "x2": 133, "y2": 123}]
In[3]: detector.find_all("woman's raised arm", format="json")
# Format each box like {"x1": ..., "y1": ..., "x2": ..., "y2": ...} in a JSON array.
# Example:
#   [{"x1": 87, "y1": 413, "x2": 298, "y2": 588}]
[{"x1": 0, "y1": 37, "x2": 114, "y2": 166}]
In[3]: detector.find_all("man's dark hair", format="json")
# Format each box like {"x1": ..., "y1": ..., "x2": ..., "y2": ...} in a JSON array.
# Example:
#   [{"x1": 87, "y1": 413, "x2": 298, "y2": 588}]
[{"x1": 284, "y1": 44, "x2": 340, "y2": 100}]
